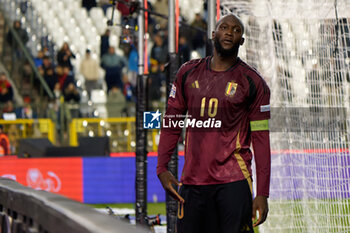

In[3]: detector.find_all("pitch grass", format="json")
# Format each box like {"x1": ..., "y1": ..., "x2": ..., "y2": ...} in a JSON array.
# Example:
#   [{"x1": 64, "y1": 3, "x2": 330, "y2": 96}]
[
  {"x1": 90, "y1": 203, "x2": 260, "y2": 232},
  {"x1": 90, "y1": 203, "x2": 167, "y2": 216},
  {"x1": 262, "y1": 200, "x2": 350, "y2": 232}
]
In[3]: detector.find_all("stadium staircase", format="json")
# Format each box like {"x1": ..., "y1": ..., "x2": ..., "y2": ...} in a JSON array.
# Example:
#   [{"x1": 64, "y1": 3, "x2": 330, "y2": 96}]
[
  {"x1": 0, "y1": 12, "x2": 24, "y2": 107},
  {"x1": 0, "y1": 1, "x2": 56, "y2": 117}
]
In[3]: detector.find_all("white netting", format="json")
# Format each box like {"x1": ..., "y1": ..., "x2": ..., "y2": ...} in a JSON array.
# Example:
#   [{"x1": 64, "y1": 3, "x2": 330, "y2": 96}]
[{"x1": 221, "y1": 0, "x2": 350, "y2": 232}]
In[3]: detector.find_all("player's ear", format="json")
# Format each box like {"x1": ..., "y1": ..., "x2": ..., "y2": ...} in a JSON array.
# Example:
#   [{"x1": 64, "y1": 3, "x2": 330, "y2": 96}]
[
  {"x1": 240, "y1": 37, "x2": 245, "y2": 45},
  {"x1": 212, "y1": 31, "x2": 215, "y2": 39}
]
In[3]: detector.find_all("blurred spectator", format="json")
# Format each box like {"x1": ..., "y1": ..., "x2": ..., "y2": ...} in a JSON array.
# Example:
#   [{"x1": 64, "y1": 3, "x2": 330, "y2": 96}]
[
  {"x1": 21, "y1": 61, "x2": 33, "y2": 82},
  {"x1": 82, "y1": 0, "x2": 97, "y2": 12},
  {"x1": 80, "y1": 49, "x2": 100, "y2": 97},
  {"x1": 46, "y1": 98, "x2": 60, "y2": 135},
  {"x1": 63, "y1": 82, "x2": 81, "y2": 119},
  {"x1": 34, "y1": 50, "x2": 44, "y2": 68},
  {"x1": 0, "y1": 73, "x2": 14, "y2": 103},
  {"x1": 101, "y1": 46, "x2": 128, "y2": 92},
  {"x1": 57, "y1": 66, "x2": 75, "y2": 91},
  {"x1": 39, "y1": 55, "x2": 54, "y2": 76},
  {"x1": 122, "y1": 75, "x2": 135, "y2": 116},
  {"x1": 149, "y1": 33, "x2": 167, "y2": 102},
  {"x1": 44, "y1": 67, "x2": 58, "y2": 92},
  {"x1": 53, "y1": 83, "x2": 62, "y2": 99},
  {"x1": 57, "y1": 42, "x2": 76, "y2": 71},
  {"x1": 151, "y1": 33, "x2": 167, "y2": 67},
  {"x1": 2, "y1": 101, "x2": 16, "y2": 120},
  {"x1": 122, "y1": 75, "x2": 134, "y2": 102},
  {"x1": 63, "y1": 83, "x2": 80, "y2": 103},
  {"x1": 179, "y1": 36, "x2": 190, "y2": 64},
  {"x1": 38, "y1": 55, "x2": 56, "y2": 91},
  {"x1": 106, "y1": 86, "x2": 126, "y2": 117},
  {"x1": 0, "y1": 125, "x2": 10, "y2": 156},
  {"x1": 6, "y1": 20, "x2": 29, "y2": 59},
  {"x1": 42, "y1": 46, "x2": 51, "y2": 57},
  {"x1": 47, "y1": 96, "x2": 72, "y2": 141},
  {"x1": 127, "y1": 44, "x2": 138, "y2": 87},
  {"x1": 190, "y1": 13, "x2": 207, "y2": 58},
  {"x1": 100, "y1": 29, "x2": 110, "y2": 58},
  {"x1": 16, "y1": 96, "x2": 37, "y2": 119}
]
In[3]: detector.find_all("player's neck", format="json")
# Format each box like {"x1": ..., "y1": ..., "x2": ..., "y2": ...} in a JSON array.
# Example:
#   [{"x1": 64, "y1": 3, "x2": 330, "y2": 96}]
[{"x1": 210, "y1": 51, "x2": 238, "y2": 71}]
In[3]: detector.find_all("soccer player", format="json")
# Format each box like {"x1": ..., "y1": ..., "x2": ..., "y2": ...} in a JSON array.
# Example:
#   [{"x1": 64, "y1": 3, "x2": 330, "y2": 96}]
[{"x1": 157, "y1": 14, "x2": 271, "y2": 233}]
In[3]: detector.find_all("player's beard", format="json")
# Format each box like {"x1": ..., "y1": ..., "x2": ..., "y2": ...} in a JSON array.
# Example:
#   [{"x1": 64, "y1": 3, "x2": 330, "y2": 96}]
[{"x1": 213, "y1": 37, "x2": 240, "y2": 58}]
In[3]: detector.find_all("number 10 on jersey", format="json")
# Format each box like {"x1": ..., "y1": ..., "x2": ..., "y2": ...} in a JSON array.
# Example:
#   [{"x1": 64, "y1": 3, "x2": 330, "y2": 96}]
[{"x1": 200, "y1": 97, "x2": 218, "y2": 117}]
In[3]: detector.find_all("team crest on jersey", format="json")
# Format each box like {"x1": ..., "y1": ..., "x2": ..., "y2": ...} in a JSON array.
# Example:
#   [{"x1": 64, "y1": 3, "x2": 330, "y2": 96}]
[
  {"x1": 169, "y1": 84, "x2": 176, "y2": 98},
  {"x1": 225, "y1": 81, "x2": 238, "y2": 97}
]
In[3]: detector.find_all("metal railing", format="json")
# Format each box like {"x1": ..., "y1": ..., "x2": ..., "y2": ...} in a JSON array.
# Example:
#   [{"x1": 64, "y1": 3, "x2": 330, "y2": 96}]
[
  {"x1": 0, "y1": 3, "x2": 54, "y2": 100},
  {"x1": 0, "y1": 119, "x2": 55, "y2": 154},
  {"x1": 1, "y1": 15, "x2": 54, "y2": 99},
  {"x1": 69, "y1": 118, "x2": 159, "y2": 152},
  {"x1": 0, "y1": 117, "x2": 161, "y2": 154},
  {"x1": 0, "y1": 178, "x2": 150, "y2": 233}
]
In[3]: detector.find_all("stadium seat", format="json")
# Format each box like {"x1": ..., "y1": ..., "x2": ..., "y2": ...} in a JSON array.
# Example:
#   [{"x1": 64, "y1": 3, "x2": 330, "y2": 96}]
[
  {"x1": 90, "y1": 7, "x2": 105, "y2": 24},
  {"x1": 91, "y1": 90, "x2": 107, "y2": 104},
  {"x1": 74, "y1": 8, "x2": 88, "y2": 24},
  {"x1": 95, "y1": 20, "x2": 108, "y2": 35}
]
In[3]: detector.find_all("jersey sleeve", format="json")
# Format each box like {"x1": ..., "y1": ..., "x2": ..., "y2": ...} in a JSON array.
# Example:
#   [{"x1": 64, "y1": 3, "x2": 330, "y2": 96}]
[
  {"x1": 248, "y1": 77, "x2": 270, "y2": 121},
  {"x1": 167, "y1": 64, "x2": 188, "y2": 111},
  {"x1": 251, "y1": 130, "x2": 271, "y2": 197},
  {"x1": 157, "y1": 65, "x2": 189, "y2": 175},
  {"x1": 248, "y1": 76, "x2": 271, "y2": 197}
]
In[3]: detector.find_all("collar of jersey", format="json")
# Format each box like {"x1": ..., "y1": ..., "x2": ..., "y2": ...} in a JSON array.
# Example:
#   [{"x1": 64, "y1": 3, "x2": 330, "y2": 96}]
[{"x1": 206, "y1": 56, "x2": 241, "y2": 73}]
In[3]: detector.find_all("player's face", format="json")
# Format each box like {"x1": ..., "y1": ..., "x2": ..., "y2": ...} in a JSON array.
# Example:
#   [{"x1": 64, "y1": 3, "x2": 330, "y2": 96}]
[{"x1": 213, "y1": 16, "x2": 244, "y2": 57}]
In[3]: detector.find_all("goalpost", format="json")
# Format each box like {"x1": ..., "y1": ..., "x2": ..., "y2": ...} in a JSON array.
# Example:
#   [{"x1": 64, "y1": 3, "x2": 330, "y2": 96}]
[{"x1": 220, "y1": 0, "x2": 350, "y2": 232}]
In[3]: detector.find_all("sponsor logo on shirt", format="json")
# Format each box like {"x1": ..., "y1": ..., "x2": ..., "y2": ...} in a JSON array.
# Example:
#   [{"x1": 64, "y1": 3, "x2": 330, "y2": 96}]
[
  {"x1": 190, "y1": 80, "x2": 200, "y2": 88},
  {"x1": 144, "y1": 110, "x2": 161, "y2": 129},
  {"x1": 225, "y1": 81, "x2": 238, "y2": 97},
  {"x1": 169, "y1": 84, "x2": 176, "y2": 98},
  {"x1": 260, "y1": 104, "x2": 270, "y2": 112}
]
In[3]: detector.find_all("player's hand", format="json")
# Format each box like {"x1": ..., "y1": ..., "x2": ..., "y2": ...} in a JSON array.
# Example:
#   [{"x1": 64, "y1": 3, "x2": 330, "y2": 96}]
[
  {"x1": 252, "y1": 195, "x2": 269, "y2": 227},
  {"x1": 158, "y1": 171, "x2": 184, "y2": 203}
]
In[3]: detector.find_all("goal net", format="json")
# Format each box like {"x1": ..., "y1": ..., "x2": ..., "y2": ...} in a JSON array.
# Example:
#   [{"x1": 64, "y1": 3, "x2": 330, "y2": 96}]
[{"x1": 220, "y1": 0, "x2": 350, "y2": 232}]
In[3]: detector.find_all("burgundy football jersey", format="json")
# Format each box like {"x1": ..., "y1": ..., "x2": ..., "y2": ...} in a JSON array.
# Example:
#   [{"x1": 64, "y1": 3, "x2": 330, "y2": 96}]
[{"x1": 157, "y1": 57, "x2": 271, "y2": 196}]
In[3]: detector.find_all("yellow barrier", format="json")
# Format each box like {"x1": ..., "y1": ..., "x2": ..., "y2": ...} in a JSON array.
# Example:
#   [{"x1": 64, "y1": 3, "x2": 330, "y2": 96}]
[
  {"x1": 0, "y1": 118, "x2": 161, "y2": 154},
  {"x1": 0, "y1": 119, "x2": 55, "y2": 153},
  {"x1": 69, "y1": 118, "x2": 160, "y2": 153}
]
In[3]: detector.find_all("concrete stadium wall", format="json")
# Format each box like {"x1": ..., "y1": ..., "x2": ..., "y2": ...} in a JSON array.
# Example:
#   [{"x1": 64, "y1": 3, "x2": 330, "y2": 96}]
[{"x1": 0, "y1": 178, "x2": 150, "y2": 233}]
